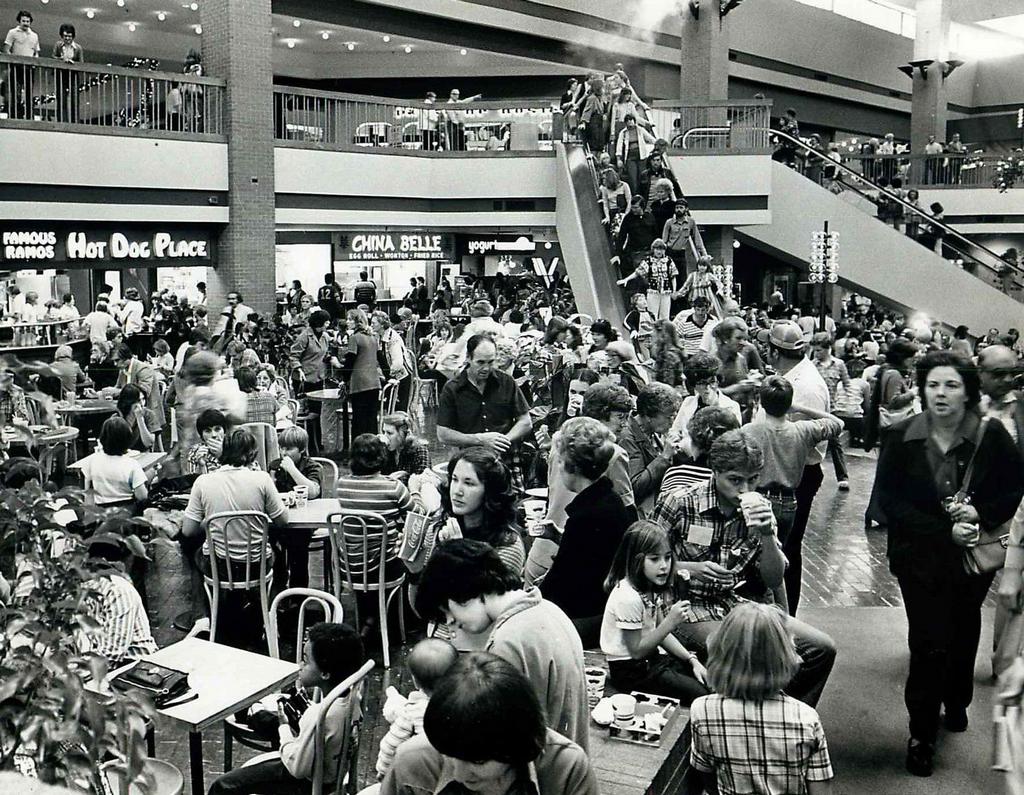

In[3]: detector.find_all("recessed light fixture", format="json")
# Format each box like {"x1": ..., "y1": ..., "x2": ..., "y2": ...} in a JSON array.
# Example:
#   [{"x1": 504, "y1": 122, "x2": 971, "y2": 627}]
[
  {"x1": 404, "y1": 44, "x2": 412, "y2": 53},
  {"x1": 321, "y1": 31, "x2": 330, "y2": 40},
  {"x1": 116, "y1": 0, "x2": 125, "y2": 7},
  {"x1": 286, "y1": 39, "x2": 295, "y2": 48},
  {"x1": 292, "y1": 19, "x2": 300, "y2": 27},
  {"x1": 189, "y1": 1, "x2": 198, "y2": 9},
  {"x1": 157, "y1": 11, "x2": 166, "y2": 21},
  {"x1": 85, "y1": 9, "x2": 95, "y2": 18},
  {"x1": 382, "y1": 35, "x2": 390, "y2": 42},
  {"x1": 460, "y1": 48, "x2": 467, "y2": 55},
  {"x1": 40, "y1": 0, "x2": 48, "y2": 5},
  {"x1": 732, "y1": 240, "x2": 741, "y2": 249},
  {"x1": 193, "y1": 23, "x2": 201, "y2": 34},
  {"x1": 346, "y1": 41, "x2": 356, "y2": 50},
  {"x1": 127, "y1": 21, "x2": 137, "y2": 31}
]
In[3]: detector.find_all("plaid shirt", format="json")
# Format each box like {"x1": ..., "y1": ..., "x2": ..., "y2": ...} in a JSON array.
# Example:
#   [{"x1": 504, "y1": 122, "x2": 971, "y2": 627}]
[
  {"x1": 0, "y1": 387, "x2": 28, "y2": 428},
  {"x1": 634, "y1": 255, "x2": 675, "y2": 292},
  {"x1": 690, "y1": 693, "x2": 834, "y2": 795},
  {"x1": 649, "y1": 479, "x2": 776, "y2": 621}
]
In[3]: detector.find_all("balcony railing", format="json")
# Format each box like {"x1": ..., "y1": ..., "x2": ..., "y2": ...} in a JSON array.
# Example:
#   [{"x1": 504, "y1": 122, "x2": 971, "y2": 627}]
[
  {"x1": 274, "y1": 87, "x2": 563, "y2": 153},
  {"x1": 804, "y1": 151, "x2": 1006, "y2": 189},
  {"x1": 0, "y1": 54, "x2": 225, "y2": 138},
  {"x1": 652, "y1": 100, "x2": 773, "y2": 153}
]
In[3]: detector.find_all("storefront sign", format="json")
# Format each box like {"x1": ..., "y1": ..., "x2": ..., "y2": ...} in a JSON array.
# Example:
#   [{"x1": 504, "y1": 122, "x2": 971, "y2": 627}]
[
  {"x1": 335, "y1": 232, "x2": 454, "y2": 262},
  {"x1": 0, "y1": 226, "x2": 214, "y2": 267},
  {"x1": 464, "y1": 235, "x2": 536, "y2": 255}
]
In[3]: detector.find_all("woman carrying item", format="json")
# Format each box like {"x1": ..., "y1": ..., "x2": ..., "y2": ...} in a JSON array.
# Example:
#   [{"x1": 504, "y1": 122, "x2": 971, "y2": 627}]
[
  {"x1": 82, "y1": 417, "x2": 149, "y2": 514},
  {"x1": 289, "y1": 309, "x2": 337, "y2": 453},
  {"x1": 343, "y1": 308, "x2": 381, "y2": 441},
  {"x1": 690, "y1": 602, "x2": 834, "y2": 794},
  {"x1": 600, "y1": 521, "x2": 709, "y2": 704},
  {"x1": 875, "y1": 350, "x2": 1024, "y2": 776},
  {"x1": 599, "y1": 168, "x2": 631, "y2": 237},
  {"x1": 115, "y1": 384, "x2": 157, "y2": 452}
]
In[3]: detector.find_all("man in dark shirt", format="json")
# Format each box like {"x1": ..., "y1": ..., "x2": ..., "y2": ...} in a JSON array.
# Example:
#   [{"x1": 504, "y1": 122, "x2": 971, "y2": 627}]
[
  {"x1": 612, "y1": 195, "x2": 659, "y2": 277},
  {"x1": 437, "y1": 334, "x2": 532, "y2": 458},
  {"x1": 352, "y1": 271, "x2": 377, "y2": 310},
  {"x1": 317, "y1": 273, "x2": 344, "y2": 320},
  {"x1": 415, "y1": 277, "x2": 430, "y2": 317}
]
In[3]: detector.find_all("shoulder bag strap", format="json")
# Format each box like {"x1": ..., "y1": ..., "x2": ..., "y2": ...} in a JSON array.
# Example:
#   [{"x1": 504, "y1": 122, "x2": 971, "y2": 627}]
[{"x1": 958, "y1": 416, "x2": 991, "y2": 501}]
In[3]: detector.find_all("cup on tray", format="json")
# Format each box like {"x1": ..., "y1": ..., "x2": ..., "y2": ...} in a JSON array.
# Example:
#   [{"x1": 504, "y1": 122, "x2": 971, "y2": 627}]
[
  {"x1": 294, "y1": 485, "x2": 308, "y2": 508},
  {"x1": 585, "y1": 666, "x2": 607, "y2": 708},
  {"x1": 610, "y1": 693, "x2": 637, "y2": 728}
]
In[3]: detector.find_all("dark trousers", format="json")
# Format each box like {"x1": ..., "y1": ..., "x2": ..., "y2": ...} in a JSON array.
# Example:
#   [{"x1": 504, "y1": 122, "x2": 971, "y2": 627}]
[
  {"x1": 271, "y1": 527, "x2": 313, "y2": 591},
  {"x1": 764, "y1": 490, "x2": 798, "y2": 555},
  {"x1": 608, "y1": 655, "x2": 710, "y2": 706},
  {"x1": 349, "y1": 389, "x2": 379, "y2": 439},
  {"x1": 208, "y1": 757, "x2": 311, "y2": 795},
  {"x1": 395, "y1": 376, "x2": 412, "y2": 413},
  {"x1": 827, "y1": 437, "x2": 848, "y2": 482},
  {"x1": 896, "y1": 566, "x2": 994, "y2": 744},
  {"x1": 783, "y1": 463, "x2": 824, "y2": 616},
  {"x1": 301, "y1": 380, "x2": 323, "y2": 453},
  {"x1": 676, "y1": 614, "x2": 837, "y2": 707}
]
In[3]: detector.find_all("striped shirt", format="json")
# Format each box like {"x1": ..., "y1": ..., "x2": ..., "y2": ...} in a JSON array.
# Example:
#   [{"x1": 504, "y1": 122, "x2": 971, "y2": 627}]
[
  {"x1": 660, "y1": 463, "x2": 712, "y2": 497},
  {"x1": 245, "y1": 393, "x2": 279, "y2": 425},
  {"x1": 83, "y1": 573, "x2": 158, "y2": 663},
  {"x1": 336, "y1": 474, "x2": 414, "y2": 578},
  {"x1": 690, "y1": 693, "x2": 833, "y2": 795},
  {"x1": 673, "y1": 310, "x2": 713, "y2": 357}
]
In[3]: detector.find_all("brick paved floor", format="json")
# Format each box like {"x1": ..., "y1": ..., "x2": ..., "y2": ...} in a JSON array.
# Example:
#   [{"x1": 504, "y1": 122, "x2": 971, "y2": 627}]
[{"x1": 142, "y1": 430, "x2": 947, "y2": 790}]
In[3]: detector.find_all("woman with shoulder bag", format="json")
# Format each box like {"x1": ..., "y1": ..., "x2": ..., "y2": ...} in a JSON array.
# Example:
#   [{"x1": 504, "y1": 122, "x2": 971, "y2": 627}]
[{"x1": 875, "y1": 350, "x2": 1024, "y2": 777}]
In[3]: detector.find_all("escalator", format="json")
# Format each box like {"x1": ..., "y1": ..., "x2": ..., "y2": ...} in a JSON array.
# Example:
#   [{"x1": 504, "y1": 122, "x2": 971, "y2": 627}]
[
  {"x1": 738, "y1": 139, "x2": 1024, "y2": 332},
  {"x1": 554, "y1": 142, "x2": 627, "y2": 330}
]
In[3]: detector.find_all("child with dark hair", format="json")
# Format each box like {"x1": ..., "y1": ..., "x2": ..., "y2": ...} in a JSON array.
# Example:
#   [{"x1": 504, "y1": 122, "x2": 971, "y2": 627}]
[
  {"x1": 376, "y1": 638, "x2": 459, "y2": 778},
  {"x1": 382, "y1": 652, "x2": 596, "y2": 795},
  {"x1": 83, "y1": 417, "x2": 149, "y2": 510},
  {"x1": 416, "y1": 539, "x2": 590, "y2": 751},
  {"x1": 208, "y1": 622, "x2": 366, "y2": 795},
  {"x1": 185, "y1": 407, "x2": 227, "y2": 475}
]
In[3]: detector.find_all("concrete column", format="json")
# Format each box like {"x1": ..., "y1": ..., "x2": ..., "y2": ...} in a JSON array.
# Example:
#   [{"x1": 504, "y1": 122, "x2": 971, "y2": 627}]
[
  {"x1": 909, "y1": 0, "x2": 951, "y2": 156},
  {"x1": 680, "y1": 1, "x2": 730, "y2": 102},
  {"x1": 199, "y1": 0, "x2": 277, "y2": 316}
]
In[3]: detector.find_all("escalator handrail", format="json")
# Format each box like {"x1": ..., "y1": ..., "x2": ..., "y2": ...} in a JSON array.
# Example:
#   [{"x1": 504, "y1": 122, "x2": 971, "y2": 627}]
[{"x1": 763, "y1": 128, "x2": 1023, "y2": 279}]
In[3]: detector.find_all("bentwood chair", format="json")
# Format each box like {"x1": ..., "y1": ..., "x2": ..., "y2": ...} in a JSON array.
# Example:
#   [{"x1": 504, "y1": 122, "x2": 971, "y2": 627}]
[
  {"x1": 326, "y1": 510, "x2": 406, "y2": 668},
  {"x1": 377, "y1": 381, "x2": 399, "y2": 434},
  {"x1": 200, "y1": 510, "x2": 273, "y2": 654},
  {"x1": 308, "y1": 456, "x2": 340, "y2": 585},
  {"x1": 223, "y1": 587, "x2": 344, "y2": 771}
]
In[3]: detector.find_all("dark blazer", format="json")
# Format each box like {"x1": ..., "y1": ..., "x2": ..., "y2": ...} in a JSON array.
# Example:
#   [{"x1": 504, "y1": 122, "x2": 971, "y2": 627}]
[
  {"x1": 541, "y1": 477, "x2": 632, "y2": 619},
  {"x1": 876, "y1": 409, "x2": 1024, "y2": 581}
]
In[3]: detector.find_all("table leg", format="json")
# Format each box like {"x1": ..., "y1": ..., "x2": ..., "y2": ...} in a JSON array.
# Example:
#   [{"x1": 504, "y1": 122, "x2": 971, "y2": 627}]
[{"x1": 188, "y1": 730, "x2": 204, "y2": 795}]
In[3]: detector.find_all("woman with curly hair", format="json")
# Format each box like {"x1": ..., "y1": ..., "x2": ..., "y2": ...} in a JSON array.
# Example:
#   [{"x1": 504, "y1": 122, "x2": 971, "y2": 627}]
[{"x1": 436, "y1": 446, "x2": 526, "y2": 576}]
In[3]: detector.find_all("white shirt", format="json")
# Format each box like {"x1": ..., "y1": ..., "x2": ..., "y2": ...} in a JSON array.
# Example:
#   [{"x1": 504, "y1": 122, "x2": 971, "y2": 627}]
[
  {"x1": 671, "y1": 392, "x2": 743, "y2": 455},
  {"x1": 981, "y1": 392, "x2": 1019, "y2": 444},
  {"x1": 83, "y1": 311, "x2": 117, "y2": 344},
  {"x1": 121, "y1": 300, "x2": 145, "y2": 335},
  {"x1": 83, "y1": 452, "x2": 147, "y2": 504},
  {"x1": 769, "y1": 357, "x2": 831, "y2": 465},
  {"x1": 4, "y1": 26, "x2": 39, "y2": 57},
  {"x1": 57, "y1": 304, "x2": 80, "y2": 322}
]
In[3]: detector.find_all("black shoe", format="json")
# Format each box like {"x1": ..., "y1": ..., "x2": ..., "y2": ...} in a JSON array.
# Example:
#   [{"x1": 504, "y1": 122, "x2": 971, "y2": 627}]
[
  {"x1": 944, "y1": 707, "x2": 968, "y2": 732},
  {"x1": 906, "y1": 738, "x2": 935, "y2": 777}
]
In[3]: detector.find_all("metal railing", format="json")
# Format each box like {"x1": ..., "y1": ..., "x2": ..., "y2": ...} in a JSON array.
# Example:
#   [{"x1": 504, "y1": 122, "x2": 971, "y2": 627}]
[
  {"x1": 0, "y1": 54, "x2": 225, "y2": 137},
  {"x1": 817, "y1": 152, "x2": 1005, "y2": 188},
  {"x1": 769, "y1": 129, "x2": 1024, "y2": 299},
  {"x1": 273, "y1": 87, "x2": 562, "y2": 152},
  {"x1": 652, "y1": 101, "x2": 773, "y2": 153}
]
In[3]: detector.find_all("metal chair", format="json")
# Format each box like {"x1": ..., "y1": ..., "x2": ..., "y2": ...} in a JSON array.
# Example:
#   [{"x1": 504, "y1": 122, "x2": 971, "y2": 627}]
[
  {"x1": 377, "y1": 381, "x2": 399, "y2": 434},
  {"x1": 401, "y1": 349, "x2": 431, "y2": 432},
  {"x1": 223, "y1": 587, "x2": 343, "y2": 771},
  {"x1": 200, "y1": 510, "x2": 274, "y2": 654},
  {"x1": 326, "y1": 510, "x2": 406, "y2": 668},
  {"x1": 308, "y1": 456, "x2": 339, "y2": 584}
]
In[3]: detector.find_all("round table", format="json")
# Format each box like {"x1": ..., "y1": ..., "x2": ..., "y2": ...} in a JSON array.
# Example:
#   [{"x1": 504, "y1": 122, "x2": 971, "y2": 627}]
[
  {"x1": 3, "y1": 425, "x2": 80, "y2": 479},
  {"x1": 304, "y1": 389, "x2": 346, "y2": 454},
  {"x1": 56, "y1": 398, "x2": 118, "y2": 417}
]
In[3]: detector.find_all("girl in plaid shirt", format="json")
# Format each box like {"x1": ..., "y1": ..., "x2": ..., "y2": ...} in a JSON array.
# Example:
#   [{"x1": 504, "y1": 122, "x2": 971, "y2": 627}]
[{"x1": 690, "y1": 602, "x2": 834, "y2": 795}]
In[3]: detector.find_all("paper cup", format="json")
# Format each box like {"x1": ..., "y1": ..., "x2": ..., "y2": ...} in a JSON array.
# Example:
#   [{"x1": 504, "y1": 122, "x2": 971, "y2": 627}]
[
  {"x1": 585, "y1": 666, "x2": 607, "y2": 708},
  {"x1": 610, "y1": 693, "x2": 636, "y2": 726},
  {"x1": 294, "y1": 485, "x2": 308, "y2": 508}
]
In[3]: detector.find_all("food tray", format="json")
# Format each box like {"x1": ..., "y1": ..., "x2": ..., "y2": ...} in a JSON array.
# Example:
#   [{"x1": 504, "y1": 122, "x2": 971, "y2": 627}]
[{"x1": 606, "y1": 692, "x2": 680, "y2": 747}]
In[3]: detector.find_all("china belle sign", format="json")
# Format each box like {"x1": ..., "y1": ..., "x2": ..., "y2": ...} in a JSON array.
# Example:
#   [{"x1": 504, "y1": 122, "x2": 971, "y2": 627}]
[
  {"x1": 1, "y1": 227, "x2": 213, "y2": 266},
  {"x1": 335, "y1": 232, "x2": 454, "y2": 262}
]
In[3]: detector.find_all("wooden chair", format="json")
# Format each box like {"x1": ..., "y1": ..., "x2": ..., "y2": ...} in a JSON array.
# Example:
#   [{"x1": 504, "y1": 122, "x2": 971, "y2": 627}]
[
  {"x1": 326, "y1": 510, "x2": 406, "y2": 668},
  {"x1": 200, "y1": 510, "x2": 274, "y2": 654},
  {"x1": 224, "y1": 587, "x2": 343, "y2": 771}
]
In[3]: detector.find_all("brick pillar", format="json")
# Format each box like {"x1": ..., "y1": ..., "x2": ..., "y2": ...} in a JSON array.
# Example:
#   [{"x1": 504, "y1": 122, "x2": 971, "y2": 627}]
[
  {"x1": 680, "y1": 2, "x2": 729, "y2": 102},
  {"x1": 909, "y1": 0, "x2": 951, "y2": 157},
  {"x1": 200, "y1": 0, "x2": 276, "y2": 316}
]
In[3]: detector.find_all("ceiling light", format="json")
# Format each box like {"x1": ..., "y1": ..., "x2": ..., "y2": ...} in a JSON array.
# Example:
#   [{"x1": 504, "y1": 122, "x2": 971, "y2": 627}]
[
  {"x1": 404, "y1": 45, "x2": 412, "y2": 53},
  {"x1": 460, "y1": 48, "x2": 467, "y2": 55},
  {"x1": 321, "y1": 31, "x2": 329, "y2": 40},
  {"x1": 157, "y1": 11, "x2": 166, "y2": 21},
  {"x1": 40, "y1": 0, "x2": 48, "y2": 5},
  {"x1": 116, "y1": 0, "x2": 125, "y2": 7},
  {"x1": 382, "y1": 35, "x2": 390, "y2": 42},
  {"x1": 733, "y1": 240, "x2": 740, "y2": 249},
  {"x1": 189, "y1": 2, "x2": 198, "y2": 9},
  {"x1": 86, "y1": 9, "x2": 95, "y2": 18},
  {"x1": 127, "y1": 21, "x2": 136, "y2": 31},
  {"x1": 286, "y1": 39, "x2": 295, "y2": 48},
  {"x1": 193, "y1": 23, "x2": 201, "y2": 34},
  {"x1": 292, "y1": 19, "x2": 300, "y2": 27},
  {"x1": 346, "y1": 41, "x2": 356, "y2": 50}
]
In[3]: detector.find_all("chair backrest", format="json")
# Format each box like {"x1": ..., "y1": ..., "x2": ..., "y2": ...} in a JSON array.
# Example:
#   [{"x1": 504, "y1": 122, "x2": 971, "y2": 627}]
[
  {"x1": 276, "y1": 376, "x2": 293, "y2": 399},
  {"x1": 310, "y1": 456, "x2": 339, "y2": 498},
  {"x1": 241, "y1": 421, "x2": 280, "y2": 470},
  {"x1": 378, "y1": 382, "x2": 398, "y2": 432},
  {"x1": 202, "y1": 510, "x2": 270, "y2": 589},
  {"x1": 403, "y1": 348, "x2": 419, "y2": 381},
  {"x1": 312, "y1": 659, "x2": 376, "y2": 795},
  {"x1": 325, "y1": 510, "x2": 395, "y2": 599},
  {"x1": 267, "y1": 587, "x2": 344, "y2": 661},
  {"x1": 286, "y1": 398, "x2": 300, "y2": 423}
]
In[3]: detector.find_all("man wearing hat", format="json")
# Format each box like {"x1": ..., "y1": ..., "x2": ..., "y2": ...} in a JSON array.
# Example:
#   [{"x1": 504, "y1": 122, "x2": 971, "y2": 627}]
[
  {"x1": 760, "y1": 321, "x2": 830, "y2": 616},
  {"x1": 52, "y1": 345, "x2": 88, "y2": 395}
]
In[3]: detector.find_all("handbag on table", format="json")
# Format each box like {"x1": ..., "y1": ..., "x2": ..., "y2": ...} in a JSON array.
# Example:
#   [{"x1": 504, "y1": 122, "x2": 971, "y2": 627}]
[{"x1": 110, "y1": 660, "x2": 196, "y2": 708}]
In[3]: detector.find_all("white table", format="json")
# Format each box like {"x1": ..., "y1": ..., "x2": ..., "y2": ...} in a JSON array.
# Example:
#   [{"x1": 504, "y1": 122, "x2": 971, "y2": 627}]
[
  {"x1": 286, "y1": 497, "x2": 341, "y2": 531},
  {"x1": 114, "y1": 637, "x2": 299, "y2": 795}
]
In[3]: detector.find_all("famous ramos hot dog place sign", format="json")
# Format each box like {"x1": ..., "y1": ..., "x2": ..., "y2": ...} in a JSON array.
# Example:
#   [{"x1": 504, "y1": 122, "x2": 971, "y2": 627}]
[{"x1": 0, "y1": 226, "x2": 214, "y2": 267}]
